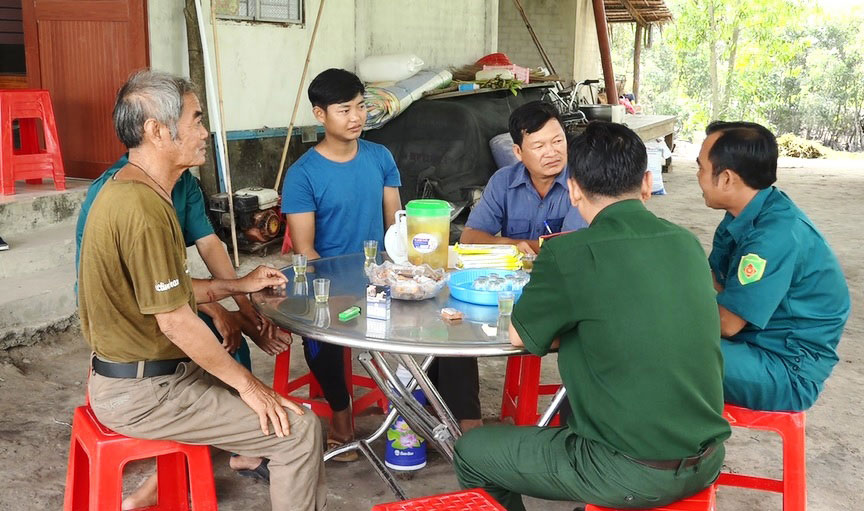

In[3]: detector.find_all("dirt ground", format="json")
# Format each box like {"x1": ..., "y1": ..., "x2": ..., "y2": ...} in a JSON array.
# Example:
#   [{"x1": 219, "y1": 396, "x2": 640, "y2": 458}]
[{"x1": 0, "y1": 156, "x2": 862, "y2": 510}]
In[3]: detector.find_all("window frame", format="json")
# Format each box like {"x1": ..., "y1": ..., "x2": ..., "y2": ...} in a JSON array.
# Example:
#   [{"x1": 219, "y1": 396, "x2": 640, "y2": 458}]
[{"x1": 214, "y1": 0, "x2": 305, "y2": 26}]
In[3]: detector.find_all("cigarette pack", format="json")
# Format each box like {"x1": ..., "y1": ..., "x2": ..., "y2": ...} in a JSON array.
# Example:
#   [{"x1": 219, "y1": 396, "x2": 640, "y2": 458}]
[{"x1": 366, "y1": 284, "x2": 391, "y2": 320}]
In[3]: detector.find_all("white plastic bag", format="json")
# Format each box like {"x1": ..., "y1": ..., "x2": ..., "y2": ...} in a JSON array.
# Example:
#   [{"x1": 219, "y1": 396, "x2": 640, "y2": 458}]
[{"x1": 358, "y1": 54, "x2": 425, "y2": 83}]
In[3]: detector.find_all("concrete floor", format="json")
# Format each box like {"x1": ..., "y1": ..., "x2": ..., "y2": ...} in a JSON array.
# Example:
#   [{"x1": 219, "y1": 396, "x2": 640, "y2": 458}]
[{"x1": 0, "y1": 157, "x2": 862, "y2": 510}]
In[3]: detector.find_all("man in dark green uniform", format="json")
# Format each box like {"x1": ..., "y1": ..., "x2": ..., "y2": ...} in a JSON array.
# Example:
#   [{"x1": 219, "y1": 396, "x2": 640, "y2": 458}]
[
  {"x1": 454, "y1": 122, "x2": 730, "y2": 511},
  {"x1": 697, "y1": 121, "x2": 850, "y2": 411}
]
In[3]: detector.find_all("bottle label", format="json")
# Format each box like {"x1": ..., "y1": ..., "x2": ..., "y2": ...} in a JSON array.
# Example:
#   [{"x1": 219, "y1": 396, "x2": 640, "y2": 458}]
[{"x1": 411, "y1": 233, "x2": 438, "y2": 254}]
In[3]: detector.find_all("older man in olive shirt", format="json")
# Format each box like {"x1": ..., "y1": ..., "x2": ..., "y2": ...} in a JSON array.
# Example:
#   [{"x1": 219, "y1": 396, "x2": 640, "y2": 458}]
[{"x1": 454, "y1": 122, "x2": 730, "y2": 511}]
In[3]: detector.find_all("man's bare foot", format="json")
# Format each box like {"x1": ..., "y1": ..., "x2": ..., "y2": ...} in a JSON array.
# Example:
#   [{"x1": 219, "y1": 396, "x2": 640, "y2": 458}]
[
  {"x1": 229, "y1": 454, "x2": 265, "y2": 471},
  {"x1": 459, "y1": 418, "x2": 484, "y2": 432},
  {"x1": 121, "y1": 455, "x2": 266, "y2": 509},
  {"x1": 122, "y1": 473, "x2": 158, "y2": 510}
]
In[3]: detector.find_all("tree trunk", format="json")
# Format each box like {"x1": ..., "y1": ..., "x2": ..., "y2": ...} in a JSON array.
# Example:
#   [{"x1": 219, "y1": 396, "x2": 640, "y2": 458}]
[
  {"x1": 708, "y1": 0, "x2": 720, "y2": 120},
  {"x1": 184, "y1": 0, "x2": 219, "y2": 197},
  {"x1": 720, "y1": 22, "x2": 740, "y2": 117},
  {"x1": 633, "y1": 23, "x2": 643, "y2": 103}
]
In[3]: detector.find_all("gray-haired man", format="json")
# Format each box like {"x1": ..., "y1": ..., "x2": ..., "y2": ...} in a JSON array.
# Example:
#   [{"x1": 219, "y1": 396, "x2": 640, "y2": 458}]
[{"x1": 78, "y1": 70, "x2": 327, "y2": 511}]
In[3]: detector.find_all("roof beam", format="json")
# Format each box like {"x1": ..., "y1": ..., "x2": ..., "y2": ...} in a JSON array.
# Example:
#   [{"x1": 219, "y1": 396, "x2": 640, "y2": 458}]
[{"x1": 617, "y1": 0, "x2": 648, "y2": 25}]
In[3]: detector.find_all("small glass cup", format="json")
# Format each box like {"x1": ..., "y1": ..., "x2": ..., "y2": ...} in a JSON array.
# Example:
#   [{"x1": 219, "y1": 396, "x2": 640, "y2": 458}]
[
  {"x1": 313, "y1": 278, "x2": 330, "y2": 303},
  {"x1": 292, "y1": 275, "x2": 308, "y2": 296},
  {"x1": 498, "y1": 291, "x2": 515, "y2": 316},
  {"x1": 363, "y1": 240, "x2": 378, "y2": 265},
  {"x1": 473, "y1": 276, "x2": 489, "y2": 291},
  {"x1": 292, "y1": 253, "x2": 308, "y2": 277}
]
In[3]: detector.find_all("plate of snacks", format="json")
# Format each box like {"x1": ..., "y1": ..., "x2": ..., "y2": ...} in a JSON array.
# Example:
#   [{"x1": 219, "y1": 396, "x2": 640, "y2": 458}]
[{"x1": 365, "y1": 261, "x2": 448, "y2": 300}]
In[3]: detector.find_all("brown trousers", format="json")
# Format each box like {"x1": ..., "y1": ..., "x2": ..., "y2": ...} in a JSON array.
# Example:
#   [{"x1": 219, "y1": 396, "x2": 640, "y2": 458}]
[{"x1": 89, "y1": 362, "x2": 327, "y2": 511}]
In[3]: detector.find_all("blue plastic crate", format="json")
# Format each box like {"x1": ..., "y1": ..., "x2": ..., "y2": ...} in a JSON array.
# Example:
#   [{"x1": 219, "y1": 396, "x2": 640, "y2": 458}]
[{"x1": 448, "y1": 268, "x2": 524, "y2": 306}]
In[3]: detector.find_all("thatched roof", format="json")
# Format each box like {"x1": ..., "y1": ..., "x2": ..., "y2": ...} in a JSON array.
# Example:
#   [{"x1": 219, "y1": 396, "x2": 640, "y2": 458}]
[{"x1": 604, "y1": 0, "x2": 673, "y2": 24}]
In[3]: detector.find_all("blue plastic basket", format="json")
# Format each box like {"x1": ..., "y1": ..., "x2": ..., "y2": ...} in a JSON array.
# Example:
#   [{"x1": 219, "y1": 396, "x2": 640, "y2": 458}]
[{"x1": 448, "y1": 268, "x2": 524, "y2": 306}]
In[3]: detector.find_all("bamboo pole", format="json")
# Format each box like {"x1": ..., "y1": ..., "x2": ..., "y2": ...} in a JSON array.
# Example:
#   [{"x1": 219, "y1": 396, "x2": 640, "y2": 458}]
[
  {"x1": 273, "y1": 0, "x2": 327, "y2": 192},
  {"x1": 195, "y1": 0, "x2": 240, "y2": 267},
  {"x1": 633, "y1": 23, "x2": 644, "y2": 102}
]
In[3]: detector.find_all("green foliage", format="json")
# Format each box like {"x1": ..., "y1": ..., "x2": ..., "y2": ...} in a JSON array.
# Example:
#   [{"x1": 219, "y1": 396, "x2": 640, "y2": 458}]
[{"x1": 612, "y1": 0, "x2": 864, "y2": 151}]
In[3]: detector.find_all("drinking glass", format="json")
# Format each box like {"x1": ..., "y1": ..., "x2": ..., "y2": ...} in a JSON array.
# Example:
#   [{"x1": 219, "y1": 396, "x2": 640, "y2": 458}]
[
  {"x1": 498, "y1": 291, "x2": 515, "y2": 316},
  {"x1": 292, "y1": 253, "x2": 307, "y2": 277},
  {"x1": 313, "y1": 278, "x2": 330, "y2": 303},
  {"x1": 364, "y1": 240, "x2": 378, "y2": 265}
]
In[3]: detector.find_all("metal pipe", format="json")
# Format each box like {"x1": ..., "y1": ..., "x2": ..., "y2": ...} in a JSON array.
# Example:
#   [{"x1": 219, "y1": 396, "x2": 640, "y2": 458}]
[
  {"x1": 397, "y1": 353, "x2": 461, "y2": 441},
  {"x1": 591, "y1": 0, "x2": 619, "y2": 105},
  {"x1": 537, "y1": 386, "x2": 568, "y2": 427}
]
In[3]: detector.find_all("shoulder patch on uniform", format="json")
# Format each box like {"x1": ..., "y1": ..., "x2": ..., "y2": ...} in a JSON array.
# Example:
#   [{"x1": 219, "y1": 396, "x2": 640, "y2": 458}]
[{"x1": 737, "y1": 253, "x2": 767, "y2": 285}]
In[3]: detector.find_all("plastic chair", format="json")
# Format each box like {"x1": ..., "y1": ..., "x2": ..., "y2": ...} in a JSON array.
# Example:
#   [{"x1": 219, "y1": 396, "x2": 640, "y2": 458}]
[
  {"x1": 64, "y1": 405, "x2": 217, "y2": 510},
  {"x1": 585, "y1": 484, "x2": 716, "y2": 511},
  {"x1": 0, "y1": 89, "x2": 66, "y2": 195},
  {"x1": 500, "y1": 355, "x2": 561, "y2": 426},
  {"x1": 718, "y1": 404, "x2": 806, "y2": 511},
  {"x1": 273, "y1": 347, "x2": 387, "y2": 419},
  {"x1": 371, "y1": 488, "x2": 507, "y2": 510}
]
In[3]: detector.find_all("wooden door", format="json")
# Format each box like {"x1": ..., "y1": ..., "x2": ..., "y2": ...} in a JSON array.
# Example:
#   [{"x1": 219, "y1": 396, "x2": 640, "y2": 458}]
[{"x1": 21, "y1": 0, "x2": 148, "y2": 178}]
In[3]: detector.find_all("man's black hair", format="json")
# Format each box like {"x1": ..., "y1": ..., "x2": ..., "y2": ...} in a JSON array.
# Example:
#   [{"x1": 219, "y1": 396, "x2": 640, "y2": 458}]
[
  {"x1": 704, "y1": 121, "x2": 777, "y2": 189},
  {"x1": 308, "y1": 68, "x2": 365, "y2": 110},
  {"x1": 508, "y1": 101, "x2": 565, "y2": 146},
  {"x1": 567, "y1": 121, "x2": 647, "y2": 198}
]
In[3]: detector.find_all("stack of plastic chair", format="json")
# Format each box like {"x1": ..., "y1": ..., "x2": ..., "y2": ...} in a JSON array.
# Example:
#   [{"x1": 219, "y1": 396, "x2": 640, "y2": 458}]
[{"x1": 0, "y1": 89, "x2": 66, "y2": 195}]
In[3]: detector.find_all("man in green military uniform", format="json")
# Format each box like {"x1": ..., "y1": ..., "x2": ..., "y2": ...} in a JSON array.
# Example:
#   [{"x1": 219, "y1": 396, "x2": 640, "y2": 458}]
[
  {"x1": 454, "y1": 122, "x2": 730, "y2": 511},
  {"x1": 696, "y1": 121, "x2": 850, "y2": 411}
]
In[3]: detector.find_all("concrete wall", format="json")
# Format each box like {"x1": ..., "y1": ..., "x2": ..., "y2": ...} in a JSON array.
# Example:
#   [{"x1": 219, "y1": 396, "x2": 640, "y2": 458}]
[
  {"x1": 148, "y1": 0, "x2": 498, "y2": 131},
  {"x1": 497, "y1": 0, "x2": 601, "y2": 84}
]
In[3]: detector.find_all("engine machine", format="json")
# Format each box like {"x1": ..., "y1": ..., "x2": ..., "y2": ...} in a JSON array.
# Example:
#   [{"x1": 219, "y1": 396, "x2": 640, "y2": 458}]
[{"x1": 208, "y1": 187, "x2": 284, "y2": 253}]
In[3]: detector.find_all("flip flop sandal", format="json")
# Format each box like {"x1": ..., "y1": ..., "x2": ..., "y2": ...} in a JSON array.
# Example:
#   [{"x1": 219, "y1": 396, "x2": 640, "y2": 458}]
[
  {"x1": 236, "y1": 458, "x2": 270, "y2": 484},
  {"x1": 326, "y1": 438, "x2": 360, "y2": 462}
]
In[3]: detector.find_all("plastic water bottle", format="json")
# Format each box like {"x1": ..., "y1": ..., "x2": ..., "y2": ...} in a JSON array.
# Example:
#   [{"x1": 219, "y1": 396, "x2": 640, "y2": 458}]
[{"x1": 384, "y1": 366, "x2": 428, "y2": 471}]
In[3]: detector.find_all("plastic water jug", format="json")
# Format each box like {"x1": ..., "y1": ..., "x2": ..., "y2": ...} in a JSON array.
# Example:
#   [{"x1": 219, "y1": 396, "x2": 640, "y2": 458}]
[
  {"x1": 405, "y1": 199, "x2": 451, "y2": 269},
  {"x1": 384, "y1": 366, "x2": 427, "y2": 471}
]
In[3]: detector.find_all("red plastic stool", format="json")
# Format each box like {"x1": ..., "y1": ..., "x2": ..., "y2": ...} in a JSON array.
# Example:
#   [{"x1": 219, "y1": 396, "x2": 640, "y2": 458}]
[
  {"x1": 273, "y1": 346, "x2": 387, "y2": 419},
  {"x1": 585, "y1": 484, "x2": 717, "y2": 511},
  {"x1": 500, "y1": 355, "x2": 561, "y2": 426},
  {"x1": 718, "y1": 404, "x2": 806, "y2": 511},
  {"x1": 0, "y1": 89, "x2": 66, "y2": 195},
  {"x1": 64, "y1": 405, "x2": 217, "y2": 510},
  {"x1": 371, "y1": 488, "x2": 506, "y2": 510}
]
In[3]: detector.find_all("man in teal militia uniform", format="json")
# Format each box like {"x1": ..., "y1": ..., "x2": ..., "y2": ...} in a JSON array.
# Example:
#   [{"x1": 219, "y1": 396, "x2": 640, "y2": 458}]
[
  {"x1": 454, "y1": 122, "x2": 731, "y2": 511},
  {"x1": 697, "y1": 121, "x2": 850, "y2": 411}
]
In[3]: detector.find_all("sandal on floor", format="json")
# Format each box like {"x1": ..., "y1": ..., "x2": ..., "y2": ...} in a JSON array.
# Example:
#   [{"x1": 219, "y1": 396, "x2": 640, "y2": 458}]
[
  {"x1": 326, "y1": 438, "x2": 360, "y2": 462},
  {"x1": 236, "y1": 459, "x2": 270, "y2": 484}
]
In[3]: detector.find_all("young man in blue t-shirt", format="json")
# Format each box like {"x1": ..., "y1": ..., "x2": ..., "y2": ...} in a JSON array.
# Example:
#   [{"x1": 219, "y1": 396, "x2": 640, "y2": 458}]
[{"x1": 282, "y1": 69, "x2": 403, "y2": 460}]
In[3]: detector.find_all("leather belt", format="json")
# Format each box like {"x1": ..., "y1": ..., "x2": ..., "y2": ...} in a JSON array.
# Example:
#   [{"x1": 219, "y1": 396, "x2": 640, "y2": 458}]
[
  {"x1": 625, "y1": 445, "x2": 717, "y2": 471},
  {"x1": 92, "y1": 355, "x2": 190, "y2": 378}
]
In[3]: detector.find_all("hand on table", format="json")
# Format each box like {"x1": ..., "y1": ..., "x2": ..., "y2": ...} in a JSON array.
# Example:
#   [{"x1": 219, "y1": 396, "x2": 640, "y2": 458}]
[
  {"x1": 236, "y1": 265, "x2": 289, "y2": 294},
  {"x1": 515, "y1": 240, "x2": 538, "y2": 256}
]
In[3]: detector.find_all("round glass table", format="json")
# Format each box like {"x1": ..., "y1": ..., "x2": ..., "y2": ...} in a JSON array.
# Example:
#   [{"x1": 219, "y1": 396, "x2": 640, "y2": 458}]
[{"x1": 251, "y1": 253, "x2": 564, "y2": 500}]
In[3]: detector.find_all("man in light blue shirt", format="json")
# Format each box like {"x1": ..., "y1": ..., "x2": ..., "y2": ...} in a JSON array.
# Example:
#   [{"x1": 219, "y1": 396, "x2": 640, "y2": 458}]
[{"x1": 461, "y1": 101, "x2": 587, "y2": 254}]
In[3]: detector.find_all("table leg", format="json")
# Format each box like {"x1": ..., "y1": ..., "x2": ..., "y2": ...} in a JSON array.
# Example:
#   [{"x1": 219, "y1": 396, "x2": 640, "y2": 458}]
[
  {"x1": 537, "y1": 386, "x2": 567, "y2": 427},
  {"x1": 333, "y1": 352, "x2": 446, "y2": 500},
  {"x1": 397, "y1": 353, "x2": 462, "y2": 443}
]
